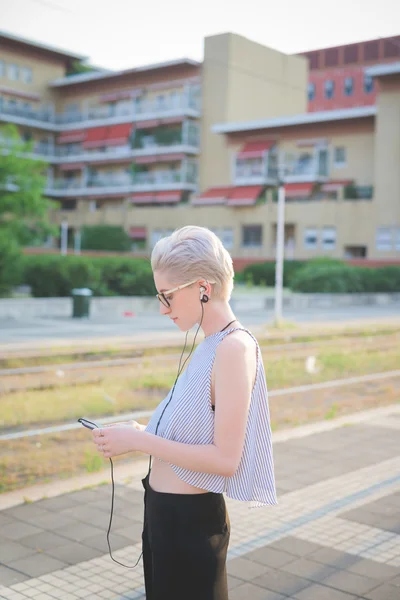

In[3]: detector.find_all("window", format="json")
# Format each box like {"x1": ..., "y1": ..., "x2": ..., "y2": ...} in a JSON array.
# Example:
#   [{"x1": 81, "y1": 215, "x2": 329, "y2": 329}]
[
  {"x1": 304, "y1": 228, "x2": 318, "y2": 250},
  {"x1": 395, "y1": 228, "x2": 400, "y2": 251},
  {"x1": 212, "y1": 228, "x2": 234, "y2": 249},
  {"x1": 322, "y1": 227, "x2": 336, "y2": 250},
  {"x1": 151, "y1": 229, "x2": 174, "y2": 248},
  {"x1": 375, "y1": 227, "x2": 392, "y2": 251},
  {"x1": 344, "y1": 77, "x2": 354, "y2": 96},
  {"x1": 0, "y1": 60, "x2": 4, "y2": 77},
  {"x1": 324, "y1": 80, "x2": 335, "y2": 99},
  {"x1": 7, "y1": 64, "x2": 19, "y2": 81},
  {"x1": 242, "y1": 225, "x2": 262, "y2": 247},
  {"x1": 89, "y1": 200, "x2": 98, "y2": 212},
  {"x1": 61, "y1": 200, "x2": 76, "y2": 211},
  {"x1": 334, "y1": 147, "x2": 347, "y2": 168},
  {"x1": 22, "y1": 67, "x2": 33, "y2": 83},
  {"x1": 156, "y1": 94, "x2": 166, "y2": 109},
  {"x1": 364, "y1": 73, "x2": 374, "y2": 94},
  {"x1": 308, "y1": 82, "x2": 315, "y2": 101}
]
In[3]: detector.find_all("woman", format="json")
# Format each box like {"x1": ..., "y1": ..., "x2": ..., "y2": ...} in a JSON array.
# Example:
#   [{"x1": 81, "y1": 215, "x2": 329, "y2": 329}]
[{"x1": 93, "y1": 226, "x2": 277, "y2": 600}]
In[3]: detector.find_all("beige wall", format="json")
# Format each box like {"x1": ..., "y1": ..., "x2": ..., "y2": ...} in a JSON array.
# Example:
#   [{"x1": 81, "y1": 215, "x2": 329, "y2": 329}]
[
  {"x1": 0, "y1": 47, "x2": 65, "y2": 103},
  {"x1": 373, "y1": 79, "x2": 400, "y2": 230},
  {"x1": 52, "y1": 196, "x2": 379, "y2": 259},
  {"x1": 199, "y1": 33, "x2": 308, "y2": 191}
]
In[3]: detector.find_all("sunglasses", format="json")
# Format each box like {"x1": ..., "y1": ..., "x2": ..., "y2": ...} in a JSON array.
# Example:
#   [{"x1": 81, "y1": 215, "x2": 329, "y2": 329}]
[{"x1": 156, "y1": 279, "x2": 199, "y2": 308}]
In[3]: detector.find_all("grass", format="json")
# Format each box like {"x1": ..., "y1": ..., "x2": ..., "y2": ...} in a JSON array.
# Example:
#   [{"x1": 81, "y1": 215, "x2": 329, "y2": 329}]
[
  {"x1": 1, "y1": 328, "x2": 399, "y2": 494},
  {"x1": 1, "y1": 344, "x2": 399, "y2": 431}
]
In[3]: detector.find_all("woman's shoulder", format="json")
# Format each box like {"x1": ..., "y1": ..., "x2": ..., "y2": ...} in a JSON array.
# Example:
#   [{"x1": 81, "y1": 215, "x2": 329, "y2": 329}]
[{"x1": 216, "y1": 326, "x2": 257, "y2": 360}]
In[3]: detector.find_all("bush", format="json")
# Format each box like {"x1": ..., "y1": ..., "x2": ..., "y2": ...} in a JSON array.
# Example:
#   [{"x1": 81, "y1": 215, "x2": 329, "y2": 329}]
[
  {"x1": 21, "y1": 255, "x2": 155, "y2": 297},
  {"x1": 89, "y1": 257, "x2": 155, "y2": 296},
  {"x1": 241, "y1": 260, "x2": 305, "y2": 287},
  {"x1": 290, "y1": 262, "x2": 400, "y2": 293},
  {"x1": 81, "y1": 226, "x2": 132, "y2": 252}
]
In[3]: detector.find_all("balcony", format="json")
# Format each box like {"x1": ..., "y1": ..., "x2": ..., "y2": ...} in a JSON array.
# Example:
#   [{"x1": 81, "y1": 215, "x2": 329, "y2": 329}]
[
  {"x1": 46, "y1": 167, "x2": 198, "y2": 197},
  {"x1": 0, "y1": 136, "x2": 55, "y2": 161},
  {"x1": 54, "y1": 144, "x2": 133, "y2": 163},
  {"x1": 234, "y1": 155, "x2": 278, "y2": 186},
  {"x1": 132, "y1": 124, "x2": 200, "y2": 158},
  {"x1": 134, "y1": 94, "x2": 201, "y2": 122},
  {"x1": 0, "y1": 101, "x2": 55, "y2": 130},
  {"x1": 283, "y1": 149, "x2": 329, "y2": 183}
]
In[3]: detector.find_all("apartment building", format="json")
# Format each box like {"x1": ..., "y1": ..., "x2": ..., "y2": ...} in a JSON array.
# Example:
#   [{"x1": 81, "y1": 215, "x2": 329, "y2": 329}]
[
  {"x1": 300, "y1": 36, "x2": 400, "y2": 112},
  {"x1": 1, "y1": 29, "x2": 399, "y2": 261}
]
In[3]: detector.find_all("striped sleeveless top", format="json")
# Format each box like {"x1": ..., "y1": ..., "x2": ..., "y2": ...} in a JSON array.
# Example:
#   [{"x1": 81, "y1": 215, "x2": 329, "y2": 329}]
[{"x1": 144, "y1": 327, "x2": 278, "y2": 508}]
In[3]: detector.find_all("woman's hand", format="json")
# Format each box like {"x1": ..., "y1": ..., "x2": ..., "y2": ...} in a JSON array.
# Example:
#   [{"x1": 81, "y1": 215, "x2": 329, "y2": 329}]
[{"x1": 92, "y1": 425, "x2": 143, "y2": 458}]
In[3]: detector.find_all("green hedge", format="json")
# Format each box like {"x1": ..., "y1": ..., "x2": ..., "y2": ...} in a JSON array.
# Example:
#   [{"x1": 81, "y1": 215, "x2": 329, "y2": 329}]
[
  {"x1": 290, "y1": 263, "x2": 400, "y2": 293},
  {"x1": 239, "y1": 260, "x2": 306, "y2": 287},
  {"x1": 22, "y1": 255, "x2": 155, "y2": 297}
]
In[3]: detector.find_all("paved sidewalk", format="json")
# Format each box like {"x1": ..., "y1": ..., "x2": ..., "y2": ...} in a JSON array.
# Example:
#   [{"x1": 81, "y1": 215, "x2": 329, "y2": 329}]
[{"x1": 0, "y1": 406, "x2": 399, "y2": 600}]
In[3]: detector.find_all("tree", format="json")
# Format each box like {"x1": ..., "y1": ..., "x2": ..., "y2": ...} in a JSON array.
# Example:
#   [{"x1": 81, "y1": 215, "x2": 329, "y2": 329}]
[{"x1": 0, "y1": 123, "x2": 57, "y2": 295}]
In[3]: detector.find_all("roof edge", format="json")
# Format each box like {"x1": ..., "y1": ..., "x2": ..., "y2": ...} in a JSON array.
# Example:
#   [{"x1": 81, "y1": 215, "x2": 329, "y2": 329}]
[
  {"x1": 0, "y1": 29, "x2": 87, "y2": 61},
  {"x1": 50, "y1": 58, "x2": 202, "y2": 87},
  {"x1": 212, "y1": 106, "x2": 377, "y2": 134},
  {"x1": 365, "y1": 61, "x2": 400, "y2": 78}
]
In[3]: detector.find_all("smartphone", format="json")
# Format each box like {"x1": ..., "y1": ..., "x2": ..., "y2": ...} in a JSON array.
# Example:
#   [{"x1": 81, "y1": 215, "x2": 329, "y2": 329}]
[{"x1": 78, "y1": 418, "x2": 100, "y2": 430}]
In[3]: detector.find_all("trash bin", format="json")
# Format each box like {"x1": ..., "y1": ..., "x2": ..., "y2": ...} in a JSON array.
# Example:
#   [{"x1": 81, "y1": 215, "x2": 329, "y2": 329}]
[{"x1": 71, "y1": 288, "x2": 92, "y2": 318}]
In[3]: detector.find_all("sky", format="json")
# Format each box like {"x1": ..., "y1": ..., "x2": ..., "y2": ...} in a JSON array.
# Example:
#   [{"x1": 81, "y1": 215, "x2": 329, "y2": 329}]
[{"x1": 1, "y1": 0, "x2": 399, "y2": 70}]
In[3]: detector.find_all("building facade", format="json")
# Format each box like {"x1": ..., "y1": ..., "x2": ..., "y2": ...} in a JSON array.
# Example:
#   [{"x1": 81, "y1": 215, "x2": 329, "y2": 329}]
[{"x1": 1, "y1": 30, "x2": 399, "y2": 261}]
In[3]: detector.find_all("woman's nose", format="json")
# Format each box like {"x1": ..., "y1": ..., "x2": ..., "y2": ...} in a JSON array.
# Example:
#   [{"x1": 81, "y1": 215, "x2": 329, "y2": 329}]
[{"x1": 159, "y1": 302, "x2": 171, "y2": 315}]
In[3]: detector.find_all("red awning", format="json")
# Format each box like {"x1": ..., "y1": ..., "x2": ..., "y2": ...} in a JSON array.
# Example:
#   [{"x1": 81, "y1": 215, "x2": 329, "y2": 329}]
[
  {"x1": 226, "y1": 185, "x2": 263, "y2": 206},
  {"x1": 130, "y1": 192, "x2": 157, "y2": 204},
  {"x1": 156, "y1": 191, "x2": 181, "y2": 203},
  {"x1": 57, "y1": 130, "x2": 86, "y2": 144},
  {"x1": 159, "y1": 116, "x2": 184, "y2": 125},
  {"x1": 106, "y1": 123, "x2": 133, "y2": 146},
  {"x1": 321, "y1": 179, "x2": 353, "y2": 192},
  {"x1": 134, "y1": 156, "x2": 158, "y2": 165},
  {"x1": 82, "y1": 125, "x2": 132, "y2": 149},
  {"x1": 83, "y1": 127, "x2": 109, "y2": 149},
  {"x1": 237, "y1": 140, "x2": 275, "y2": 160},
  {"x1": 284, "y1": 183, "x2": 314, "y2": 198},
  {"x1": 157, "y1": 153, "x2": 185, "y2": 162},
  {"x1": 59, "y1": 162, "x2": 85, "y2": 171},
  {"x1": 191, "y1": 186, "x2": 232, "y2": 206},
  {"x1": 129, "y1": 226, "x2": 147, "y2": 239},
  {"x1": 135, "y1": 119, "x2": 160, "y2": 129}
]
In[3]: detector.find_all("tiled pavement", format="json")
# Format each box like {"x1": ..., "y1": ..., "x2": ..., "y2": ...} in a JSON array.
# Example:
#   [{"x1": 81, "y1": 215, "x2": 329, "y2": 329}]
[{"x1": 0, "y1": 407, "x2": 399, "y2": 599}]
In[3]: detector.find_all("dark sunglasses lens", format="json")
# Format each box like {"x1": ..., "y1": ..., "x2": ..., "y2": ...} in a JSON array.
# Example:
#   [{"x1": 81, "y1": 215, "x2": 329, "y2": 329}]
[{"x1": 158, "y1": 295, "x2": 170, "y2": 308}]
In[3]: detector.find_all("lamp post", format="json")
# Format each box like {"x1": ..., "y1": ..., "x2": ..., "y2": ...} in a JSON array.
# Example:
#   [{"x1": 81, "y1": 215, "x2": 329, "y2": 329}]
[
  {"x1": 60, "y1": 220, "x2": 68, "y2": 256},
  {"x1": 74, "y1": 229, "x2": 81, "y2": 255},
  {"x1": 274, "y1": 162, "x2": 286, "y2": 325}
]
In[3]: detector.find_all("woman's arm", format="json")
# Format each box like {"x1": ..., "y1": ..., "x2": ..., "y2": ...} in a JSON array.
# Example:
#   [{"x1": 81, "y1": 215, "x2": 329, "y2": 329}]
[{"x1": 138, "y1": 332, "x2": 255, "y2": 476}]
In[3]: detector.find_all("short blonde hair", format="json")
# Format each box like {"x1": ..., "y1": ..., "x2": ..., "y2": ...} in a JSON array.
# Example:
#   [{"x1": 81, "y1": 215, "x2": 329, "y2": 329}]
[{"x1": 151, "y1": 226, "x2": 234, "y2": 301}]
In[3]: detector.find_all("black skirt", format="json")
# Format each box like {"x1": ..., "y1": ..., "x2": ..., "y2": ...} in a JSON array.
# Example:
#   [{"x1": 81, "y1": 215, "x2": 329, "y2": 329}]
[{"x1": 141, "y1": 471, "x2": 230, "y2": 600}]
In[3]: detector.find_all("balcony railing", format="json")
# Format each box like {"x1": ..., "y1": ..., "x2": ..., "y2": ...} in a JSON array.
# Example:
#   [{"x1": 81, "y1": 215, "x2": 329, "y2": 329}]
[
  {"x1": 0, "y1": 102, "x2": 53, "y2": 124},
  {"x1": 284, "y1": 152, "x2": 329, "y2": 182},
  {"x1": 0, "y1": 136, "x2": 55, "y2": 159},
  {"x1": 1, "y1": 88, "x2": 201, "y2": 130},
  {"x1": 234, "y1": 154, "x2": 278, "y2": 186},
  {"x1": 46, "y1": 168, "x2": 198, "y2": 196},
  {"x1": 135, "y1": 94, "x2": 200, "y2": 116}
]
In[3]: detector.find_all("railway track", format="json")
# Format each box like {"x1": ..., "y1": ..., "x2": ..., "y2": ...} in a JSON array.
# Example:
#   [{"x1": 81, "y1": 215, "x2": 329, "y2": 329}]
[
  {"x1": 2, "y1": 369, "x2": 400, "y2": 441},
  {"x1": 1, "y1": 334, "x2": 399, "y2": 378}
]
